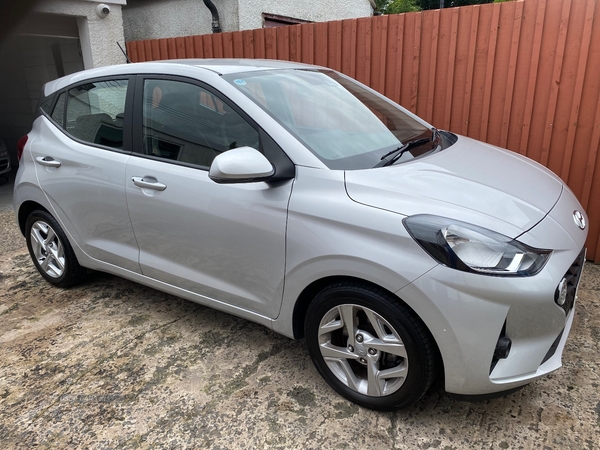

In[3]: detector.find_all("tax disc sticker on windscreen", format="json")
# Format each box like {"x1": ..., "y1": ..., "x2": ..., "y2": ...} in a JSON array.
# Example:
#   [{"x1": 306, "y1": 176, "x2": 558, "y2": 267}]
[{"x1": 234, "y1": 79, "x2": 247, "y2": 86}]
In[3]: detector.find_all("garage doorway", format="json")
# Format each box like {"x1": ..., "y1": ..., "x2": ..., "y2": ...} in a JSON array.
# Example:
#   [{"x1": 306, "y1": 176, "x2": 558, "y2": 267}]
[{"x1": 0, "y1": 13, "x2": 84, "y2": 169}]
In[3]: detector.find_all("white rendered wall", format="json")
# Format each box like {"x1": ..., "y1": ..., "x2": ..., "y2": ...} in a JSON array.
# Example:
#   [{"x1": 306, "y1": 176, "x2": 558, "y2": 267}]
[
  {"x1": 34, "y1": 0, "x2": 128, "y2": 68},
  {"x1": 237, "y1": 0, "x2": 372, "y2": 31},
  {"x1": 123, "y1": 0, "x2": 372, "y2": 42},
  {"x1": 123, "y1": 0, "x2": 240, "y2": 42}
]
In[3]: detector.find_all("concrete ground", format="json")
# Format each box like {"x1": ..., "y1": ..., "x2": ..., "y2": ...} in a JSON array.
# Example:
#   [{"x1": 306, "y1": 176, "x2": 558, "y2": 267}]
[{"x1": 0, "y1": 172, "x2": 599, "y2": 449}]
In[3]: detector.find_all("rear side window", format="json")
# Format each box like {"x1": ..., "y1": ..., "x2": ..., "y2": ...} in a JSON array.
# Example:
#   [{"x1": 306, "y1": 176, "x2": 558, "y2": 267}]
[
  {"x1": 51, "y1": 92, "x2": 66, "y2": 125},
  {"x1": 64, "y1": 79, "x2": 128, "y2": 149},
  {"x1": 39, "y1": 96, "x2": 55, "y2": 116}
]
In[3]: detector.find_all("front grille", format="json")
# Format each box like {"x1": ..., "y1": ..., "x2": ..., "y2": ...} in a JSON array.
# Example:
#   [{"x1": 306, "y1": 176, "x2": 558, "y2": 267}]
[
  {"x1": 556, "y1": 247, "x2": 586, "y2": 314},
  {"x1": 0, "y1": 162, "x2": 8, "y2": 172}
]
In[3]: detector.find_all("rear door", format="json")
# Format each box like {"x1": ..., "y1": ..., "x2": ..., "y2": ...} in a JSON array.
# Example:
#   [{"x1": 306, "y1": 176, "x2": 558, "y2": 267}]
[
  {"x1": 31, "y1": 77, "x2": 141, "y2": 273},
  {"x1": 125, "y1": 76, "x2": 293, "y2": 318}
]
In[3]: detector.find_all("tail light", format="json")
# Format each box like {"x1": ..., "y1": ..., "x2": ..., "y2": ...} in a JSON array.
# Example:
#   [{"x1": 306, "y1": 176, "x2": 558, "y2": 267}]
[{"x1": 17, "y1": 135, "x2": 28, "y2": 161}]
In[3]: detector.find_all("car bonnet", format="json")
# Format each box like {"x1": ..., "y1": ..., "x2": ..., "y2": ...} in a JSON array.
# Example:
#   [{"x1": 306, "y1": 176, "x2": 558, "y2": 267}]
[{"x1": 344, "y1": 135, "x2": 563, "y2": 238}]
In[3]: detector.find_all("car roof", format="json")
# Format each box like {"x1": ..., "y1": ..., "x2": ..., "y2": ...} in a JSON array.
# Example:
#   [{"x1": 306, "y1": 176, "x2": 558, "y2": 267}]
[{"x1": 43, "y1": 59, "x2": 326, "y2": 96}]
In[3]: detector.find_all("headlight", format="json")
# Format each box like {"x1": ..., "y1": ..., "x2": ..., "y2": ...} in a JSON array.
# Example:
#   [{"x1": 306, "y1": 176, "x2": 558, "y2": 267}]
[
  {"x1": 0, "y1": 151, "x2": 8, "y2": 157},
  {"x1": 403, "y1": 214, "x2": 551, "y2": 277}
]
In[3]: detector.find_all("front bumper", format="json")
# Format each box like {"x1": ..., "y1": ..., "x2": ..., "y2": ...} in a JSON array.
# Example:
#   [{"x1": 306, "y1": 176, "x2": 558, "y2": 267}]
[{"x1": 397, "y1": 187, "x2": 587, "y2": 396}]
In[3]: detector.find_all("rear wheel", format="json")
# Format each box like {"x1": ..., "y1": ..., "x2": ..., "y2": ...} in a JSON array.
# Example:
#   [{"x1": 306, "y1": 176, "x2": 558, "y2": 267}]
[
  {"x1": 305, "y1": 282, "x2": 437, "y2": 411},
  {"x1": 25, "y1": 210, "x2": 86, "y2": 288}
]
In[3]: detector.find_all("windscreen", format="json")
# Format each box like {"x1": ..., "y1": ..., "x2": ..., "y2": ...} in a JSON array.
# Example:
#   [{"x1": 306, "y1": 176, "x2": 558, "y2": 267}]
[{"x1": 225, "y1": 69, "x2": 433, "y2": 169}]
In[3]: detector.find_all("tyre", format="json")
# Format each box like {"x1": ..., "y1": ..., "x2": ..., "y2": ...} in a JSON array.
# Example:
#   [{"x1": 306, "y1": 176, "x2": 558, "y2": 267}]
[
  {"x1": 305, "y1": 282, "x2": 437, "y2": 411},
  {"x1": 25, "y1": 210, "x2": 86, "y2": 288}
]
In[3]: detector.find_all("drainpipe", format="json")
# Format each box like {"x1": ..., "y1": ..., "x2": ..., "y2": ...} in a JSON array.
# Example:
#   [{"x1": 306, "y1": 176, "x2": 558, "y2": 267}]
[{"x1": 203, "y1": 0, "x2": 222, "y2": 33}]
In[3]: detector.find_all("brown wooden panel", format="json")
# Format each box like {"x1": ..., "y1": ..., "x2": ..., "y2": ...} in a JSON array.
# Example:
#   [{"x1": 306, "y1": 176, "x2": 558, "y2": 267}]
[
  {"x1": 232, "y1": 31, "x2": 244, "y2": 58},
  {"x1": 289, "y1": 25, "x2": 302, "y2": 62},
  {"x1": 540, "y1": 0, "x2": 571, "y2": 168},
  {"x1": 355, "y1": 17, "x2": 372, "y2": 85},
  {"x1": 462, "y1": 6, "x2": 479, "y2": 135},
  {"x1": 126, "y1": 41, "x2": 139, "y2": 63},
  {"x1": 561, "y1": 0, "x2": 595, "y2": 182},
  {"x1": 479, "y1": 3, "x2": 500, "y2": 143},
  {"x1": 301, "y1": 23, "x2": 314, "y2": 64},
  {"x1": 383, "y1": 14, "x2": 402, "y2": 103},
  {"x1": 370, "y1": 15, "x2": 387, "y2": 98},
  {"x1": 341, "y1": 19, "x2": 357, "y2": 78},
  {"x1": 222, "y1": 32, "x2": 234, "y2": 58},
  {"x1": 212, "y1": 33, "x2": 224, "y2": 58},
  {"x1": 201, "y1": 35, "x2": 212, "y2": 58},
  {"x1": 242, "y1": 30, "x2": 254, "y2": 58},
  {"x1": 443, "y1": 8, "x2": 459, "y2": 130},
  {"x1": 314, "y1": 21, "x2": 328, "y2": 67},
  {"x1": 253, "y1": 29, "x2": 266, "y2": 59},
  {"x1": 174, "y1": 37, "x2": 185, "y2": 59},
  {"x1": 499, "y1": 1, "x2": 523, "y2": 149},
  {"x1": 142, "y1": 40, "x2": 152, "y2": 61},
  {"x1": 166, "y1": 39, "x2": 176, "y2": 59},
  {"x1": 276, "y1": 26, "x2": 290, "y2": 60},
  {"x1": 183, "y1": 36, "x2": 194, "y2": 59},
  {"x1": 327, "y1": 21, "x2": 342, "y2": 71},
  {"x1": 265, "y1": 27, "x2": 277, "y2": 59},
  {"x1": 192, "y1": 36, "x2": 203, "y2": 58}
]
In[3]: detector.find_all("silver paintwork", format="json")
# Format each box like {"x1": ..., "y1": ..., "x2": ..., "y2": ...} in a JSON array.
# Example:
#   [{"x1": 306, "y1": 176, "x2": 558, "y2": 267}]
[
  {"x1": 30, "y1": 117, "x2": 141, "y2": 273},
  {"x1": 14, "y1": 60, "x2": 590, "y2": 398},
  {"x1": 124, "y1": 155, "x2": 292, "y2": 318},
  {"x1": 209, "y1": 147, "x2": 274, "y2": 183},
  {"x1": 318, "y1": 304, "x2": 408, "y2": 396}
]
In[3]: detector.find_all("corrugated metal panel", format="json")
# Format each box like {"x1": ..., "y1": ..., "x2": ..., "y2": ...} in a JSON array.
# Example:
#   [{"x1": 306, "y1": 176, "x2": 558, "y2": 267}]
[{"x1": 126, "y1": 0, "x2": 600, "y2": 262}]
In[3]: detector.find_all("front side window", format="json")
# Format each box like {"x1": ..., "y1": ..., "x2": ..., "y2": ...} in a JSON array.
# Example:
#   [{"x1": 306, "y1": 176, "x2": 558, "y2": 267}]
[
  {"x1": 142, "y1": 79, "x2": 259, "y2": 168},
  {"x1": 65, "y1": 79, "x2": 128, "y2": 149},
  {"x1": 226, "y1": 69, "x2": 436, "y2": 170}
]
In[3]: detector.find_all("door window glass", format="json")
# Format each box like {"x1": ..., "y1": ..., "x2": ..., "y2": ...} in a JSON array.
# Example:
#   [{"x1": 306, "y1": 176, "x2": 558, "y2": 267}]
[
  {"x1": 65, "y1": 79, "x2": 128, "y2": 149},
  {"x1": 142, "y1": 79, "x2": 259, "y2": 168}
]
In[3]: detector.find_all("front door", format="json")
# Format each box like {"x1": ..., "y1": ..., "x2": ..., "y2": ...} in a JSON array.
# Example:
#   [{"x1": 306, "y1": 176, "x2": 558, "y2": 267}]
[{"x1": 125, "y1": 77, "x2": 292, "y2": 318}]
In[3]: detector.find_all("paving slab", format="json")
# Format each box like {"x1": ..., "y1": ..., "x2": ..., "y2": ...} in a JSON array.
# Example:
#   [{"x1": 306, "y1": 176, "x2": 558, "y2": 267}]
[{"x1": 0, "y1": 208, "x2": 599, "y2": 449}]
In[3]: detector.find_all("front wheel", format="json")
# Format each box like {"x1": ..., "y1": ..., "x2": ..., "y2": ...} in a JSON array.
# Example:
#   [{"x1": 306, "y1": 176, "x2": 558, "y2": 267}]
[
  {"x1": 25, "y1": 210, "x2": 86, "y2": 288},
  {"x1": 305, "y1": 282, "x2": 437, "y2": 411}
]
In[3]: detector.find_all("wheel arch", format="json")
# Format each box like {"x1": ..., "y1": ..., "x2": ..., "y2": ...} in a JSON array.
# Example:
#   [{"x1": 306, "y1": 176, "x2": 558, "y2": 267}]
[
  {"x1": 18, "y1": 201, "x2": 49, "y2": 236},
  {"x1": 292, "y1": 275, "x2": 442, "y2": 368}
]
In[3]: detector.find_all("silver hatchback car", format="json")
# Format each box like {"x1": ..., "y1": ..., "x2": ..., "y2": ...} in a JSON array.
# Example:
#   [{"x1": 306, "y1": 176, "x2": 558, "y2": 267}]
[{"x1": 13, "y1": 59, "x2": 588, "y2": 411}]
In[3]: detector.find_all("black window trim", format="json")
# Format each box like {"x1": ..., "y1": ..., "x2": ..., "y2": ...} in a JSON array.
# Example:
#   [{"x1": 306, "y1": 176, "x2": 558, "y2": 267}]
[{"x1": 39, "y1": 75, "x2": 135, "y2": 155}]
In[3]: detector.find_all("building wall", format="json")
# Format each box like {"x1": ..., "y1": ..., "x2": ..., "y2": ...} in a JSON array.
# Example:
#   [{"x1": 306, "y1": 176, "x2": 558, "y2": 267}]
[
  {"x1": 238, "y1": 0, "x2": 372, "y2": 31},
  {"x1": 35, "y1": 0, "x2": 128, "y2": 68},
  {"x1": 123, "y1": 0, "x2": 240, "y2": 42},
  {"x1": 123, "y1": 0, "x2": 372, "y2": 42}
]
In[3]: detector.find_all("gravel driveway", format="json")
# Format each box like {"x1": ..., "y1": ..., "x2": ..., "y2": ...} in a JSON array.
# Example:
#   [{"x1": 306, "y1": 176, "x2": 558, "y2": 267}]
[{"x1": 0, "y1": 188, "x2": 599, "y2": 449}]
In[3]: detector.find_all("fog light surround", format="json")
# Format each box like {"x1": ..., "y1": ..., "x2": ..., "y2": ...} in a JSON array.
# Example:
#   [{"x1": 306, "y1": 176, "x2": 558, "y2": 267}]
[{"x1": 556, "y1": 278, "x2": 567, "y2": 306}]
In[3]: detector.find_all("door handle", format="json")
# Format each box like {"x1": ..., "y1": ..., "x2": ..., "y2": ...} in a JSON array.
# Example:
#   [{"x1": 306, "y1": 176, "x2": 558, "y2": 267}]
[
  {"x1": 36, "y1": 156, "x2": 61, "y2": 168},
  {"x1": 132, "y1": 176, "x2": 167, "y2": 191}
]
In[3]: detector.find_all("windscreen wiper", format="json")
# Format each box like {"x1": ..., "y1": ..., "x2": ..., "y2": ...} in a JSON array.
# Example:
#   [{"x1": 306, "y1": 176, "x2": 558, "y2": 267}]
[{"x1": 375, "y1": 130, "x2": 439, "y2": 168}]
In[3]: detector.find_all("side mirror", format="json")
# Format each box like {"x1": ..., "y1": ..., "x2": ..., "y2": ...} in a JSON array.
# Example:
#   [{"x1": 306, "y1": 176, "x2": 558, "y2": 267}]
[{"x1": 209, "y1": 146, "x2": 275, "y2": 184}]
